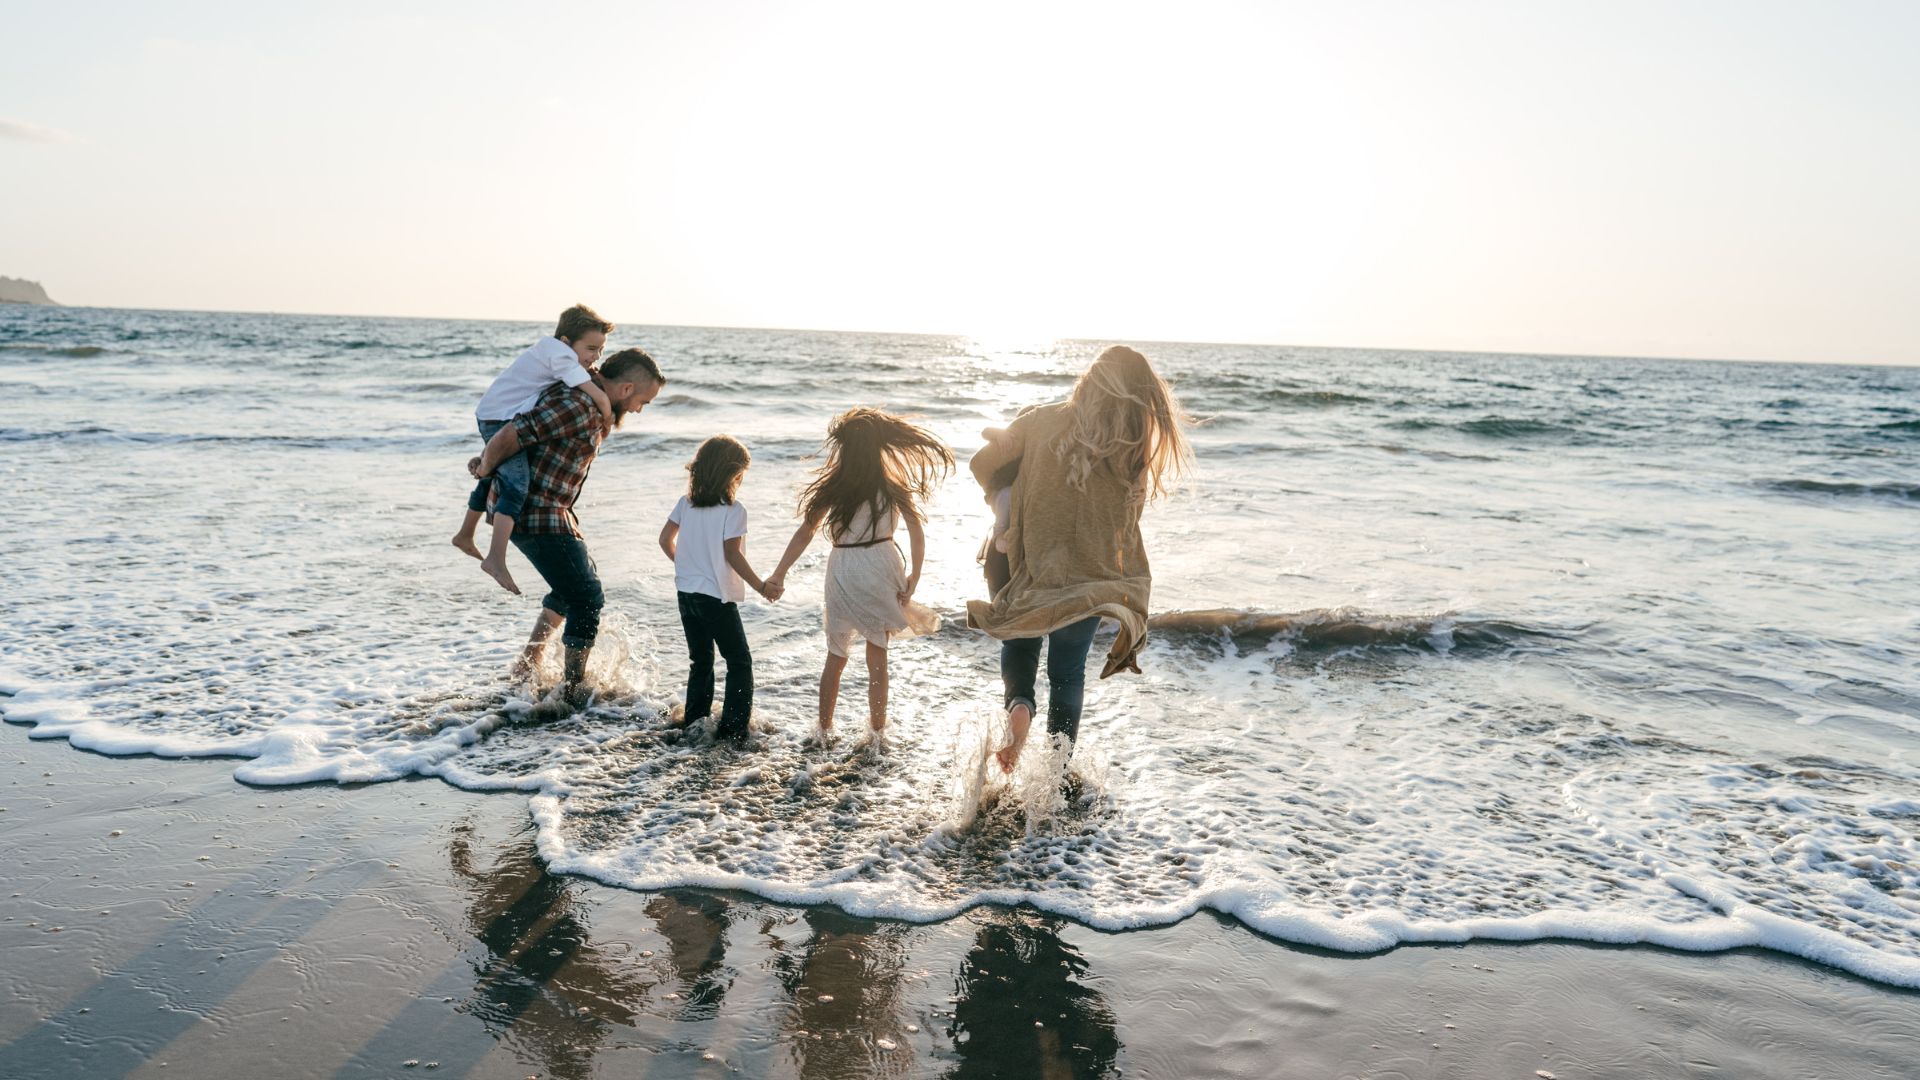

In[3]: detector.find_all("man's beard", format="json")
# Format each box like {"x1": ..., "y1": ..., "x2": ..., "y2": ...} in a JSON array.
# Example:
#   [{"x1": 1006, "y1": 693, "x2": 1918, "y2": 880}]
[{"x1": 608, "y1": 396, "x2": 628, "y2": 429}]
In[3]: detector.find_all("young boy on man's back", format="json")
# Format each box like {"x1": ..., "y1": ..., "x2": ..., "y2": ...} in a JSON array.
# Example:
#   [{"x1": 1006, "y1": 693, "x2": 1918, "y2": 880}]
[{"x1": 452, "y1": 303, "x2": 616, "y2": 594}]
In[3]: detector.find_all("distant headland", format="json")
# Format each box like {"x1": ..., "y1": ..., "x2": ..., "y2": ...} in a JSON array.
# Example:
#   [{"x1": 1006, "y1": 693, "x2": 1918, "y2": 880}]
[{"x1": 0, "y1": 277, "x2": 59, "y2": 305}]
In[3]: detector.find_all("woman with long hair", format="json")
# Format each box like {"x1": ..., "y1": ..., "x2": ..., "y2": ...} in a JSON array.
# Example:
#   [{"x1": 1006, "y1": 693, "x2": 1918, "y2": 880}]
[{"x1": 966, "y1": 345, "x2": 1193, "y2": 773}]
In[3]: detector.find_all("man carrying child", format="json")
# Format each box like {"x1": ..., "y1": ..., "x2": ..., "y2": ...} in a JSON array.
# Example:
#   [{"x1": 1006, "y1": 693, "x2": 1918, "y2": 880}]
[{"x1": 470, "y1": 346, "x2": 667, "y2": 709}]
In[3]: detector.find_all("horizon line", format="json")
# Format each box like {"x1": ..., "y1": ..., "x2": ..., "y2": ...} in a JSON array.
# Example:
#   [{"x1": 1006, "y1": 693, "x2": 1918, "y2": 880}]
[{"x1": 5, "y1": 300, "x2": 1913, "y2": 371}]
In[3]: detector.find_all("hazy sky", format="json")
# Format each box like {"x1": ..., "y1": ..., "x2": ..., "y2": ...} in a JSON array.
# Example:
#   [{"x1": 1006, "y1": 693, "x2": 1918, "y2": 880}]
[{"x1": 4, "y1": 1, "x2": 1917, "y2": 363}]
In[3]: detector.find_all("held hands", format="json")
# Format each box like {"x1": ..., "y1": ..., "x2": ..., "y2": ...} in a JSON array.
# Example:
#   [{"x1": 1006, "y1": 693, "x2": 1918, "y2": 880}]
[{"x1": 759, "y1": 576, "x2": 785, "y2": 603}]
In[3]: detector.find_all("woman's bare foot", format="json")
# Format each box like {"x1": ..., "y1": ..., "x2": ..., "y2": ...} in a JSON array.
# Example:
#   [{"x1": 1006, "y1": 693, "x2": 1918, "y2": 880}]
[
  {"x1": 805, "y1": 721, "x2": 834, "y2": 747},
  {"x1": 994, "y1": 702, "x2": 1032, "y2": 774},
  {"x1": 480, "y1": 555, "x2": 521, "y2": 594},
  {"x1": 452, "y1": 533, "x2": 482, "y2": 560}
]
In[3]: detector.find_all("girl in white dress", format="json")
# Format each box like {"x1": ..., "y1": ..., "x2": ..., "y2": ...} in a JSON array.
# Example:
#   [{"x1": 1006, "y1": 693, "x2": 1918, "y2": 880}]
[{"x1": 765, "y1": 408, "x2": 953, "y2": 740}]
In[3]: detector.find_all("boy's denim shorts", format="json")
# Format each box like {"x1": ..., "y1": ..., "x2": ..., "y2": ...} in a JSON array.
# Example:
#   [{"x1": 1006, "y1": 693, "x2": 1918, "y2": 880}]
[{"x1": 467, "y1": 418, "x2": 531, "y2": 521}]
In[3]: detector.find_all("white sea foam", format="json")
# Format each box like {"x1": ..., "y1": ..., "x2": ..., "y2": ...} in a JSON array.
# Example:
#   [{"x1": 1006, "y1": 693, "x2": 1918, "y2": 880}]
[{"x1": 4, "y1": 308, "x2": 1920, "y2": 990}]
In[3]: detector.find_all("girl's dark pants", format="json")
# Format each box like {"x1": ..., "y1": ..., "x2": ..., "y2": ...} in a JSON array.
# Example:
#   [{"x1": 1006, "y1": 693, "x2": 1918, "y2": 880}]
[
  {"x1": 1000, "y1": 615, "x2": 1101, "y2": 744},
  {"x1": 677, "y1": 591, "x2": 753, "y2": 739}
]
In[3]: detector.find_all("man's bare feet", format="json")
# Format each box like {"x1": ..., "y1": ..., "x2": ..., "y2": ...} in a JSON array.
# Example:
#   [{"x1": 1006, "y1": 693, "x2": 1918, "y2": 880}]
[
  {"x1": 527, "y1": 681, "x2": 593, "y2": 722},
  {"x1": 480, "y1": 555, "x2": 521, "y2": 594},
  {"x1": 452, "y1": 533, "x2": 482, "y2": 560},
  {"x1": 994, "y1": 702, "x2": 1033, "y2": 774}
]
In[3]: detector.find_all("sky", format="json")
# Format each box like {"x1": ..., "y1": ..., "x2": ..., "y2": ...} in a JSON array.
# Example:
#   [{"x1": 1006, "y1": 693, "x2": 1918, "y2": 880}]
[{"x1": 3, "y1": 1, "x2": 1918, "y2": 364}]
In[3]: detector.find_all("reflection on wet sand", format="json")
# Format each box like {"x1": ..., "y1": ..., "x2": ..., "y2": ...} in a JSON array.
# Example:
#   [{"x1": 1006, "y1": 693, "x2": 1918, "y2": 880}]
[
  {"x1": 948, "y1": 912, "x2": 1122, "y2": 1079},
  {"x1": 448, "y1": 818, "x2": 651, "y2": 1079},
  {"x1": 442, "y1": 817, "x2": 1120, "y2": 1077},
  {"x1": 645, "y1": 890, "x2": 733, "y2": 1019},
  {"x1": 772, "y1": 907, "x2": 918, "y2": 1078}
]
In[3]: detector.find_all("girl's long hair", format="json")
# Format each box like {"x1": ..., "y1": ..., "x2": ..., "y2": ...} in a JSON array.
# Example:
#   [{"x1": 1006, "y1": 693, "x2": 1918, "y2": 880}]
[
  {"x1": 799, "y1": 408, "x2": 954, "y2": 537},
  {"x1": 1051, "y1": 345, "x2": 1193, "y2": 503},
  {"x1": 687, "y1": 434, "x2": 751, "y2": 507}
]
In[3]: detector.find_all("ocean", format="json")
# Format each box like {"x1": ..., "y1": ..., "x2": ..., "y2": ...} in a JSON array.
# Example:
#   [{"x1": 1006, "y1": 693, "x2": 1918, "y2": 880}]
[{"x1": 3, "y1": 305, "x2": 1917, "y2": 990}]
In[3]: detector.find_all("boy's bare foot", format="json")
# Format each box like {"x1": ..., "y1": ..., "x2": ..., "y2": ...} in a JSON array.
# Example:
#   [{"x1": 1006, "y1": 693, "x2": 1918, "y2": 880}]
[
  {"x1": 452, "y1": 534, "x2": 483, "y2": 560},
  {"x1": 994, "y1": 703, "x2": 1032, "y2": 774},
  {"x1": 480, "y1": 555, "x2": 521, "y2": 595}
]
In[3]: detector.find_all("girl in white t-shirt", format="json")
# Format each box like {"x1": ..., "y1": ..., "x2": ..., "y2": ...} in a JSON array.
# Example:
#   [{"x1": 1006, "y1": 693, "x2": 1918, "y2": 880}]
[
  {"x1": 658, "y1": 435, "x2": 779, "y2": 741},
  {"x1": 453, "y1": 304, "x2": 616, "y2": 596}
]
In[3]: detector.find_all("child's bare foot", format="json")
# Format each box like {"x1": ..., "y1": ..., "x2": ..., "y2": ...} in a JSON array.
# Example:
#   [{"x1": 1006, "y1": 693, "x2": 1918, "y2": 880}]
[
  {"x1": 804, "y1": 721, "x2": 834, "y2": 747},
  {"x1": 994, "y1": 702, "x2": 1032, "y2": 774},
  {"x1": 452, "y1": 533, "x2": 482, "y2": 560},
  {"x1": 480, "y1": 555, "x2": 521, "y2": 595}
]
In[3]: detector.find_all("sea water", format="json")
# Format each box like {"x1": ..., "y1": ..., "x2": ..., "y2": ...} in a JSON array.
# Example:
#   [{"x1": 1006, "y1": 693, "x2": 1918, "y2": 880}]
[{"x1": 3, "y1": 306, "x2": 1917, "y2": 987}]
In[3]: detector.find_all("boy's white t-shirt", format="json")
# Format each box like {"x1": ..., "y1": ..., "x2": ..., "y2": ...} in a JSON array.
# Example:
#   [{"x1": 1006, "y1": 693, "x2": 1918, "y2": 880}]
[
  {"x1": 475, "y1": 337, "x2": 593, "y2": 421},
  {"x1": 670, "y1": 496, "x2": 749, "y2": 603}
]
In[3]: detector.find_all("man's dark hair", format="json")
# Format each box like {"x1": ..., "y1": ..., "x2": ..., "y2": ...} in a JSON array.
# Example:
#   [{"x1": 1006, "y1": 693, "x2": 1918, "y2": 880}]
[
  {"x1": 554, "y1": 303, "x2": 615, "y2": 343},
  {"x1": 602, "y1": 347, "x2": 665, "y2": 386},
  {"x1": 687, "y1": 435, "x2": 750, "y2": 507}
]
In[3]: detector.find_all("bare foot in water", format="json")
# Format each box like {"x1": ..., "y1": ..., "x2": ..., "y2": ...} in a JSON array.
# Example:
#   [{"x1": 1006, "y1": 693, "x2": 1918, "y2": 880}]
[
  {"x1": 452, "y1": 533, "x2": 482, "y2": 560},
  {"x1": 480, "y1": 555, "x2": 521, "y2": 594},
  {"x1": 994, "y1": 702, "x2": 1032, "y2": 774}
]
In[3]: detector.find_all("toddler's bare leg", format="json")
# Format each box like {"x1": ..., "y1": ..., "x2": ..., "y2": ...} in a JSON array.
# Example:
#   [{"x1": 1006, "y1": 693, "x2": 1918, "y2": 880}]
[
  {"x1": 866, "y1": 641, "x2": 889, "y2": 732},
  {"x1": 452, "y1": 509, "x2": 484, "y2": 560},
  {"x1": 479, "y1": 513, "x2": 521, "y2": 595}
]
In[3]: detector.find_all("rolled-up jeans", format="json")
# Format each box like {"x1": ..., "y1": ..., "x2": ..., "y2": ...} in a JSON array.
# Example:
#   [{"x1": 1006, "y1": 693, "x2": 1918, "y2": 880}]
[
  {"x1": 509, "y1": 533, "x2": 603, "y2": 648},
  {"x1": 1000, "y1": 615, "x2": 1102, "y2": 745},
  {"x1": 467, "y1": 418, "x2": 531, "y2": 520}
]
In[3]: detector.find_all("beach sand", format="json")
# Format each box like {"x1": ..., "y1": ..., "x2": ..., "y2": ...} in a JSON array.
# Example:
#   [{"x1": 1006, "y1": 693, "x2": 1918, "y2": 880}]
[{"x1": 2, "y1": 731, "x2": 1912, "y2": 1080}]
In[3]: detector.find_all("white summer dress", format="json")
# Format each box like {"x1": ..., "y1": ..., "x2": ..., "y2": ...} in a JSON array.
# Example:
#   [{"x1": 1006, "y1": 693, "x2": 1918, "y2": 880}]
[{"x1": 823, "y1": 503, "x2": 940, "y2": 657}]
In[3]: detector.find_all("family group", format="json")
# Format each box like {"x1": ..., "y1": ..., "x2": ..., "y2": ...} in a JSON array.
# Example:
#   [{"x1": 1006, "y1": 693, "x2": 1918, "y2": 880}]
[{"x1": 452, "y1": 305, "x2": 1191, "y2": 772}]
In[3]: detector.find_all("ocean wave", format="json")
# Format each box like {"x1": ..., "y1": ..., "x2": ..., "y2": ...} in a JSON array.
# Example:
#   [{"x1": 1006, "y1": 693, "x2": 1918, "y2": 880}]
[
  {"x1": 1455, "y1": 417, "x2": 1577, "y2": 439},
  {"x1": 1147, "y1": 607, "x2": 1572, "y2": 652},
  {"x1": 0, "y1": 343, "x2": 108, "y2": 358},
  {"x1": 1764, "y1": 479, "x2": 1920, "y2": 503},
  {"x1": 0, "y1": 425, "x2": 461, "y2": 451},
  {"x1": 657, "y1": 392, "x2": 715, "y2": 408},
  {"x1": 1388, "y1": 416, "x2": 1577, "y2": 439},
  {"x1": 1249, "y1": 388, "x2": 1371, "y2": 407}
]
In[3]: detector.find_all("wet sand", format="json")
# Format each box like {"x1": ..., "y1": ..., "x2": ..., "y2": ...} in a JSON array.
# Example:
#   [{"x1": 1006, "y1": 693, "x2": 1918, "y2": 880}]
[{"x1": 2, "y1": 729, "x2": 1913, "y2": 1080}]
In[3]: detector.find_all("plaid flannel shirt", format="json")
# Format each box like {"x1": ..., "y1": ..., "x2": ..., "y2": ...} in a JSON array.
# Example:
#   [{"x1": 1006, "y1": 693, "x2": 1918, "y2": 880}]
[{"x1": 509, "y1": 383, "x2": 606, "y2": 537}]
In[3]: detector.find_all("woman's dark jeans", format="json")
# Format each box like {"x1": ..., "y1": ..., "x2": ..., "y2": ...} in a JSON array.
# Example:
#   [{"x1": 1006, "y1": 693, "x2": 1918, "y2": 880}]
[
  {"x1": 1000, "y1": 616, "x2": 1101, "y2": 745},
  {"x1": 678, "y1": 591, "x2": 753, "y2": 740},
  {"x1": 509, "y1": 533, "x2": 603, "y2": 648}
]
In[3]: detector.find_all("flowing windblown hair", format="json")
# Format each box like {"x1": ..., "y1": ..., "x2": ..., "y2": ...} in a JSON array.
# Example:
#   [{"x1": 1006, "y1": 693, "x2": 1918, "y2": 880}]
[
  {"x1": 799, "y1": 407, "x2": 955, "y2": 537},
  {"x1": 1051, "y1": 345, "x2": 1193, "y2": 503},
  {"x1": 687, "y1": 434, "x2": 751, "y2": 507}
]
